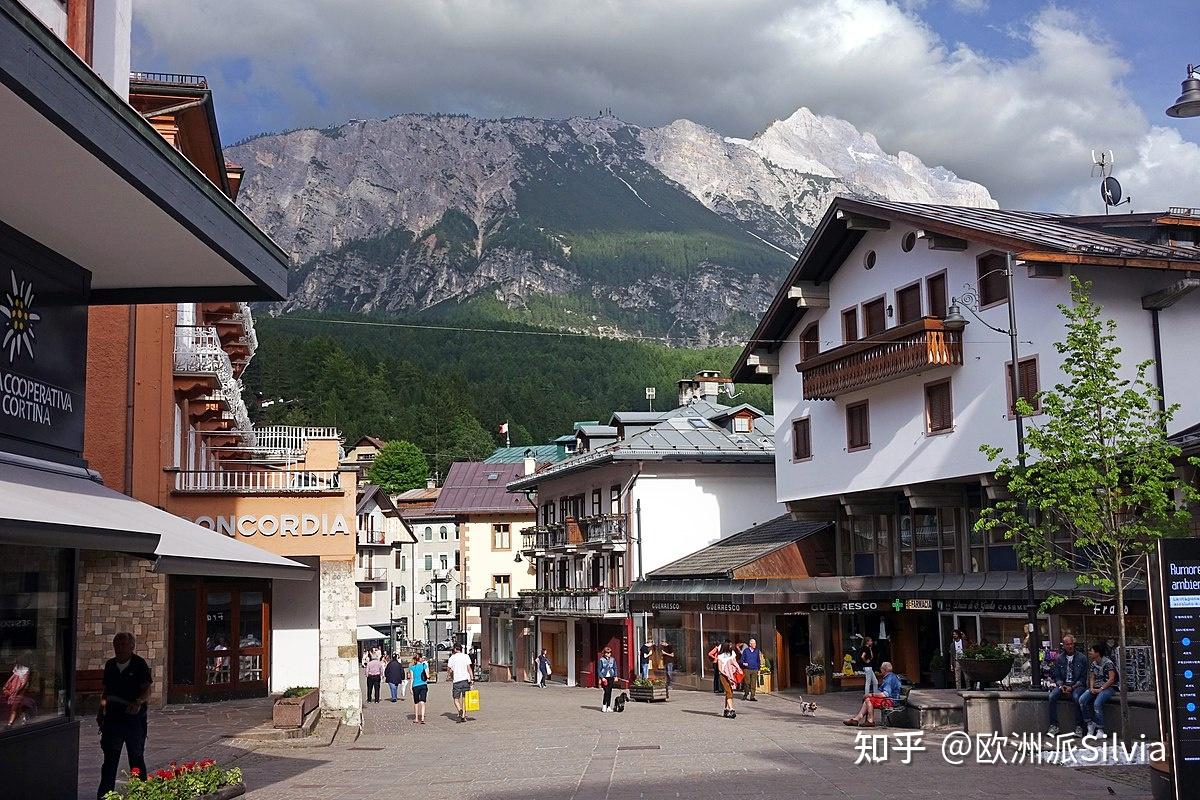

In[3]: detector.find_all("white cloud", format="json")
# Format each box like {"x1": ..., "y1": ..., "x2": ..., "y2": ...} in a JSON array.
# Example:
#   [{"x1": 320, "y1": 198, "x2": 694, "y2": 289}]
[{"x1": 132, "y1": 0, "x2": 1200, "y2": 211}]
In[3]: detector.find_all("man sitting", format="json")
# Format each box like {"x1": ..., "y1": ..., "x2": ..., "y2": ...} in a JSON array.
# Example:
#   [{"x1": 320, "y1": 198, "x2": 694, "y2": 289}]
[
  {"x1": 1047, "y1": 634, "x2": 1088, "y2": 737},
  {"x1": 843, "y1": 661, "x2": 902, "y2": 728},
  {"x1": 1079, "y1": 642, "x2": 1119, "y2": 738}
]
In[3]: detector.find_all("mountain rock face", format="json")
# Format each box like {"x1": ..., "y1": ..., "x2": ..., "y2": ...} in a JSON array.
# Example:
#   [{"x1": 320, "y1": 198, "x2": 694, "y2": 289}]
[{"x1": 229, "y1": 109, "x2": 995, "y2": 344}]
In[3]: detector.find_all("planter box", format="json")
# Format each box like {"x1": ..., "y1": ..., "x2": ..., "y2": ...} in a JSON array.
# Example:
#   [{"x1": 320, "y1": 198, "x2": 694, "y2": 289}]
[
  {"x1": 806, "y1": 674, "x2": 826, "y2": 695},
  {"x1": 629, "y1": 684, "x2": 668, "y2": 702},
  {"x1": 199, "y1": 784, "x2": 246, "y2": 800},
  {"x1": 959, "y1": 657, "x2": 1014, "y2": 687},
  {"x1": 757, "y1": 672, "x2": 773, "y2": 694},
  {"x1": 273, "y1": 689, "x2": 319, "y2": 729}
]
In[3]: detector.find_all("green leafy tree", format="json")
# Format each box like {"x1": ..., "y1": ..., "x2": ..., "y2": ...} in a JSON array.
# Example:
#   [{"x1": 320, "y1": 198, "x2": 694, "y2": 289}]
[
  {"x1": 366, "y1": 440, "x2": 429, "y2": 493},
  {"x1": 978, "y1": 278, "x2": 1196, "y2": 737}
]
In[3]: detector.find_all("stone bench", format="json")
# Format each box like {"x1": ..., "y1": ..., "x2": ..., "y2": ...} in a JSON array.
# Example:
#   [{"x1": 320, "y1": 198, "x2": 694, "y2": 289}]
[{"x1": 962, "y1": 689, "x2": 1158, "y2": 738}]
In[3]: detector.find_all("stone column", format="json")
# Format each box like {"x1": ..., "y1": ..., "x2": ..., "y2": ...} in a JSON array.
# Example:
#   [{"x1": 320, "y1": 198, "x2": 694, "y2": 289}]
[{"x1": 318, "y1": 558, "x2": 361, "y2": 725}]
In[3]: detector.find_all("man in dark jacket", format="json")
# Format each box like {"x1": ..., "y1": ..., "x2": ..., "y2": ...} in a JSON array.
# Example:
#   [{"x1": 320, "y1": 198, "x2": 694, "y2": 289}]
[
  {"x1": 384, "y1": 655, "x2": 406, "y2": 702},
  {"x1": 740, "y1": 638, "x2": 762, "y2": 701},
  {"x1": 1047, "y1": 634, "x2": 1088, "y2": 736},
  {"x1": 97, "y1": 632, "x2": 152, "y2": 800}
]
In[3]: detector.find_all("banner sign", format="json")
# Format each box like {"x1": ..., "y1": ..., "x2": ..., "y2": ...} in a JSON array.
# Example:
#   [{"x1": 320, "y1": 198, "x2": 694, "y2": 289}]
[
  {"x1": 0, "y1": 223, "x2": 88, "y2": 453},
  {"x1": 1158, "y1": 538, "x2": 1200, "y2": 798}
]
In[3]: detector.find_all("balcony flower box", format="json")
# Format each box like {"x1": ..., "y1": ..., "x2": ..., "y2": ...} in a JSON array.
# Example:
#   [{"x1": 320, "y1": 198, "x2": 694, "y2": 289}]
[{"x1": 273, "y1": 686, "x2": 318, "y2": 728}]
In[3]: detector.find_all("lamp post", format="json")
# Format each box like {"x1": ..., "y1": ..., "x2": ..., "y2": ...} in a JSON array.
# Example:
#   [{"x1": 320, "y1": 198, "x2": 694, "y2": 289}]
[
  {"x1": 1166, "y1": 63, "x2": 1200, "y2": 118},
  {"x1": 943, "y1": 252, "x2": 1042, "y2": 689}
]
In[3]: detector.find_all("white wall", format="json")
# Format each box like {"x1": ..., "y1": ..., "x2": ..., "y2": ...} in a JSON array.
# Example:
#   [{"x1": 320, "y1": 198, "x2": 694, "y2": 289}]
[
  {"x1": 772, "y1": 224, "x2": 1200, "y2": 504},
  {"x1": 91, "y1": 0, "x2": 132, "y2": 97},
  {"x1": 272, "y1": 556, "x2": 320, "y2": 692},
  {"x1": 22, "y1": 0, "x2": 67, "y2": 38}
]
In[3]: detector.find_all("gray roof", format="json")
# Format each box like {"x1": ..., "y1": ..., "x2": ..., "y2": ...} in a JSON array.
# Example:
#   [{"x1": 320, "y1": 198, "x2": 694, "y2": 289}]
[
  {"x1": 648, "y1": 516, "x2": 832, "y2": 579},
  {"x1": 577, "y1": 425, "x2": 618, "y2": 438}
]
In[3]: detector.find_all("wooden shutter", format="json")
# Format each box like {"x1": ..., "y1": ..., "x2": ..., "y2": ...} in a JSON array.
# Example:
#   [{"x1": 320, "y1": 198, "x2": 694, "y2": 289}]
[
  {"x1": 927, "y1": 273, "x2": 947, "y2": 318},
  {"x1": 847, "y1": 402, "x2": 869, "y2": 449},
  {"x1": 897, "y1": 285, "x2": 921, "y2": 325},
  {"x1": 863, "y1": 299, "x2": 886, "y2": 336},
  {"x1": 925, "y1": 381, "x2": 952, "y2": 432},
  {"x1": 792, "y1": 418, "x2": 811, "y2": 460},
  {"x1": 801, "y1": 322, "x2": 820, "y2": 360},
  {"x1": 1007, "y1": 358, "x2": 1040, "y2": 414},
  {"x1": 842, "y1": 308, "x2": 858, "y2": 342},
  {"x1": 978, "y1": 254, "x2": 1009, "y2": 306}
]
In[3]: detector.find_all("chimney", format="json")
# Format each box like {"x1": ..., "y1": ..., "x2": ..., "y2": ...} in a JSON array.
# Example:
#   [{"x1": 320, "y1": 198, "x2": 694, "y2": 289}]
[
  {"x1": 426, "y1": 477, "x2": 437, "y2": 490},
  {"x1": 523, "y1": 449, "x2": 536, "y2": 476},
  {"x1": 677, "y1": 370, "x2": 727, "y2": 406}
]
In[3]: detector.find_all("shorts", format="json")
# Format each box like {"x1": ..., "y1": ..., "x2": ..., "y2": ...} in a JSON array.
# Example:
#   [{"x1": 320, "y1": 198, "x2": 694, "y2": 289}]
[
  {"x1": 411, "y1": 685, "x2": 428, "y2": 703},
  {"x1": 868, "y1": 695, "x2": 894, "y2": 710},
  {"x1": 452, "y1": 679, "x2": 471, "y2": 699}
]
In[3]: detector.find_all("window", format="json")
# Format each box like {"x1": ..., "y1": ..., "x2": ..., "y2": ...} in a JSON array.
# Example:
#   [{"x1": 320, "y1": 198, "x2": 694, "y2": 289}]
[
  {"x1": 424, "y1": 526, "x2": 432, "y2": 541},
  {"x1": 394, "y1": 550, "x2": 406, "y2": 570},
  {"x1": 846, "y1": 401, "x2": 870, "y2": 450},
  {"x1": 423, "y1": 554, "x2": 433, "y2": 571},
  {"x1": 800, "y1": 321, "x2": 820, "y2": 361},
  {"x1": 358, "y1": 586, "x2": 373, "y2": 608},
  {"x1": 438, "y1": 584, "x2": 449, "y2": 602},
  {"x1": 733, "y1": 415, "x2": 752, "y2": 433},
  {"x1": 591, "y1": 489, "x2": 601, "y2": 516},
  {"x1": 492, "y1": 524, "x2": 511, "y2": 551},
  {"x1": 896, "y1": 283, "x2": 921, "y2": 325},
  {"x1": 492, "y1": 575, "x2": 512, "y2": 598},
  {"x1": 863, "y1": 249, "x2": 877, "y2": 269},
  {"x1": 901, "y1": 231, "x2": 917, "y2": 252},
  {"x1": 840, "y1": 514, "x2": 894, "y2": 576},
  {"x1": 439, "y1": 525, "x2": 448, "y2": 541},
  {"x1": 438, "y1": 553, "x2": 449, "y2": 570},
  {"x1": 842, "y1": 308, "x2": 858, "y2": 343},
  {"x1": 610, "y1": 485, "x2": 621, "y2": 515},
  {"x1": 925, "y1": 380, "x2": 953, "y2": 433},
  {"x1": 977, "y1": 252, "x2": 1009, "y2": 306},
  {"x1": 792, "y1": 418, "x2": 812, "y2": 461},
  {"x1": 1006, "y1": 356, "x2": 1041, "y2": 415},
  {"x1": 454, "y1": 551, "x2": 460, "y2": 571},
  {"x1": 0, "y1": 545, "x2": 71, "y2": 730},
  {"x1": 898, "y1": 508, "x2": 960, "y2": 574},
  {"x1": 395, "y1": 585, "x2": 407, "y2": 604},
  {"x1": 926, "y1": 272, "x2": 947, "y2": 319},
  {"x1": 863, "y1": 298, "x2": 886, "y2": 336}
]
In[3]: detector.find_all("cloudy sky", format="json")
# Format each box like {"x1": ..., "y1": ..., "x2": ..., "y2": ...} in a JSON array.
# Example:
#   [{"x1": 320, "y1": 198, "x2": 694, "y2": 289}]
[{"x1": 133, "y1": 0, "x2": 1200, "y2": 212}]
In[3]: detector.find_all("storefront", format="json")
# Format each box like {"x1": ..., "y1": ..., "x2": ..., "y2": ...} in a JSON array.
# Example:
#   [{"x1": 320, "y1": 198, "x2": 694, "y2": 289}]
[{"x1": 168, "y1": 578, "x2": 271, "y2": 701}]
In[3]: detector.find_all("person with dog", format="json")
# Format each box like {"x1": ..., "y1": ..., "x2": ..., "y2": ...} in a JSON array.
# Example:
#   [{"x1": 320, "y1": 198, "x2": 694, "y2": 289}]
[
  {"x1": 598, "y1": 646, "x2": 618, "y2": 712},
  {"x1": 716, "y1": 641, "x2": 743, "y2": 719}
]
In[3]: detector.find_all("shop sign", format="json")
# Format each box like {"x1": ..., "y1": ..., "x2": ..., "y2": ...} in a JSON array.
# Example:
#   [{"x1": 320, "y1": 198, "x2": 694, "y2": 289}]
[
  {"x1": 195, "y1": 513, "x2": 352, "y2": 538},
  {"x1": 935, "y1": 599, "x2": 1027, "y2": 614},
  {"x1": 904, "y1": 598, "x2": 933, "y2": 611},
  {"x1": 0, "y1": 225, "x2": 88, "y2": 454},
  {"x1": 810, "y1": 601, "x2": 878, "y2": 613},
  {"x1": 1091, "y1": 603, "x2": 1130, "y2": 616},
  {"x1": 1157, "y1": 538, "x2": 1200, "y2": 798},
  {"x1": 650, "y1": 602, "x2": 681, "y2": 611},
  {"x1": 705, "y1": 603, "x2": 742, "y2": 612}
]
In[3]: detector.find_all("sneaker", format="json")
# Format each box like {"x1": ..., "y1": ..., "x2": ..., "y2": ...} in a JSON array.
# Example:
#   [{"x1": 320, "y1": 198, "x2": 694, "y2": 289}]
[
  {"x1": 722, "y1": 709, "x2": 730, "y2": 718},
  {"x1": 1094, "y1": 727, "x2": 1105, "y2": 738},
  {"x1": 729, "y1": 711, "x2": 736, "y2": 719},
  {"x1": 1046, "y1": 724, "x2": 1059, "y2": 736},
  {"x1": 1086, "y1": 722, "x2": 1097, "y2": 737}
]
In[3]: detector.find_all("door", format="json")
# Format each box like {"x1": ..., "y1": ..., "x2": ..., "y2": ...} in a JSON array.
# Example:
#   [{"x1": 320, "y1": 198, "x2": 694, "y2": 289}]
[{"x1": 170, "y1": 578, "x2": 271, "y2": 701}]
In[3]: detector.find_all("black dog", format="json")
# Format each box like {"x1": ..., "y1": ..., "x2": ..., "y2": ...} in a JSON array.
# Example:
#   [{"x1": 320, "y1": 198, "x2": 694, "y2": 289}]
[{"x1": 612, "y1": 692, "x2": 628, "y2": 712}]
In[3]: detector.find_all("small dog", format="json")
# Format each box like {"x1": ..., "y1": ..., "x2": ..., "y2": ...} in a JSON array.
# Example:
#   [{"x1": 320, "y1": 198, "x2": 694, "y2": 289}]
[
  {"x1": 612, "y1": 692, "x2": 628, "y2": 713},
  {"x1": 799, "y1": 701, "x2": 818, "y2": 716}
]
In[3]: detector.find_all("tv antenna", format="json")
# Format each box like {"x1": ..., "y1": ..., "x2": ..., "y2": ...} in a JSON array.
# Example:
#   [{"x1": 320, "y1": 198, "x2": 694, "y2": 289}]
[{"x1": 1091, "y1": 150, "x2": 1131, "y2": 214}]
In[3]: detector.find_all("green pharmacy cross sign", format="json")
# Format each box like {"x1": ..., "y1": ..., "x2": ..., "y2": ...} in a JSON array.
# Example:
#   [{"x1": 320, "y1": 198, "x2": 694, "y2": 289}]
[{"x1": 892, "y1": 599, "x2": 904, "y2": 612}]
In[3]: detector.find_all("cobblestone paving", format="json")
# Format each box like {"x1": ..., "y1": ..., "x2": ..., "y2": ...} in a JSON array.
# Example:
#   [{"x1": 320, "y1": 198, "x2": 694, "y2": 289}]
[{"x1": 80, "y1": 685, "x2": 1153, "y2": 799}]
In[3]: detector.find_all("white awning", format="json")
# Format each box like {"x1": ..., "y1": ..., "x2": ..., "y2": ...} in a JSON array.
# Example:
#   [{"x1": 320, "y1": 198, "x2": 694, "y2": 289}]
[
  {"x1": 0, "y1": 454, "x2": 310, "y2": 580},
  {"x1": 356, "y1": 626, "x2": 388, "y2": 641}
]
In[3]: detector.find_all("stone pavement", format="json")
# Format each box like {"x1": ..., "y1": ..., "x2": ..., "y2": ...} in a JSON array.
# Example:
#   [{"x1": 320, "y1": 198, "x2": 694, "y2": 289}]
[{"x1": 80, "y1": 684, "x2": 1154, "y2": 799}]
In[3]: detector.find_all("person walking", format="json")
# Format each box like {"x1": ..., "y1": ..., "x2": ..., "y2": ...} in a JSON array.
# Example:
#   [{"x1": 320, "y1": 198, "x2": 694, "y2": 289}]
[
  {"x1": 536, "y1": 649, "x2": 551, "y2": 688},
  {"x1": 950, "y1": 629, "x2": 969, "y2": 689},
  {"x1": 384, "y1": 653, "x2": 405, "y2": 703},
  {"x1": 409, "y1": 653, "x2": 429, "y2": 724},
  {"x1": 447, "y1": 644, "x2": 474, "y2": 723},
  {"x1": 716, "y1": 641, "x2": 743, "y2": 719},
  {"x1": 740, "y1": 637, "x2": 762, "y2": 701},
  {"x1": 639, "y1": 637, "x2": 654, "y2": 681},
  {"x1": 859, "y1": 636, "x2": 877, "y2": 695},
  {"x1": 365, "y1": 651, "x2": 383, "y2": 703},
  {"x1": 709, "y1": 640, "x2": 729, "y2": 693},
  {"x1": 597, "y1": 646, "x2": 619, "y2": 711},
  {"x1": 97, "y1": 632, "x2": 152, "y2": 800}
]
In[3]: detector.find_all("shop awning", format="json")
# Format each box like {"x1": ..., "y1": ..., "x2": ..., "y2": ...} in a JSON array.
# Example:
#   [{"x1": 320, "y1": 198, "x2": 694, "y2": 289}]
[
  {"x1": 356, "y1": 626, "x2": 388, "y2": 641},
  {"x1": 0, "y1": 454, "x2": 310, "y2": 580},
  {"x1": 0, "y1": 0, "x2": 288, "y2": 303}
]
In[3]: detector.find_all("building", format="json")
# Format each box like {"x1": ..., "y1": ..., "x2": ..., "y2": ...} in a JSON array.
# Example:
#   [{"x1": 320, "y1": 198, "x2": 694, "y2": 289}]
[
  {"x1": 719, "y1": 196, "x2": 1200, "y2": 687},
  {"x1": 355, "y1": 484, "x2": 415, "y2": 650},
  {"x1": 501, "y1": 373, "x2": 782, "y2": 686},
  {"x1": 342, "y1": 435, "x2": 385, "y2": 479},
  {"x1": 435, "y1": 460, "x2": 539, "y2": 677},
  {"x1": 0, "y1": 1, "x2": 300, "y2": 793}
]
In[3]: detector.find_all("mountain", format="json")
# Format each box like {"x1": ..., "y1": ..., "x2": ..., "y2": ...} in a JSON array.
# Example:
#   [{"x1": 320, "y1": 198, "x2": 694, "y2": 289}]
[{"x1": 229, "y1": 108, "x2": 994, "y2": 344}]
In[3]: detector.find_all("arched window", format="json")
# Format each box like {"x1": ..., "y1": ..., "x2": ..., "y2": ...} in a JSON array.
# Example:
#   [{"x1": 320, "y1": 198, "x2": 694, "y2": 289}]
[
  {"x1": 399, "y1": 585, "x2": 406, "y2": 602},
  {"x1": 800, "y1": 321, "x2": 820, "y2": 361},
  {"x1": 439, "y1": 525, "x2": 448, "y2": 540},
  {"x1": 424, "y1": 526, "x2": 433, "y2": 541},
  {"x1": 438, "y1": 584, "x2": 448, "y2": 602}
]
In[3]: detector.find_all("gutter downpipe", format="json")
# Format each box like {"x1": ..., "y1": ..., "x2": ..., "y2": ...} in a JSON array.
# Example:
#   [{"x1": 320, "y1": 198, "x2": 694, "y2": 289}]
[{"x1": 1150, "y1": 308, "x2": 1167, "y2": 417}]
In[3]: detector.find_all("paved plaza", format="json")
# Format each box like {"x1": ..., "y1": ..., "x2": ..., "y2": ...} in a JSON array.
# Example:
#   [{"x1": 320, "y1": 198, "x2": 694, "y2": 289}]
[{"x1": 79, "y1": 684, "x2": 1154, "y2": 800}]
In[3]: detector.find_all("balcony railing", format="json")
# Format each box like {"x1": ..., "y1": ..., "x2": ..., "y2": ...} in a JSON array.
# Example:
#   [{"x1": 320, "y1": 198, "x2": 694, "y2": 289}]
[
  {"x1": 174, "y1": 325, "x2": 233, "y2": 383},
  {"x1": 518, "y1": 590, "x2": 628, "y2": 616},
  {"x1": 798, "y1": 317, "x2": 963, "y2": 400},
  {"x1": 357, "y1": 566, "x2": 387, "y2": 582},
  {"x1": 359, "y1": 528, "x2": 387, "y2": 545},
  {"x1": 521, "y1": 528, "x2": 550, "y2": 553},
  {"x1": 580, "y1": 514, "x2": 629, "y2": 546},
  {"x1": 254, "y1": 426, "x2": 342, "y2": 456},
  {"x1": 173, "y1": 469, "x2": 342, "y2": 493},
  {"x1": 130, "y1": 71, "x2": 208, "y2": 88}
]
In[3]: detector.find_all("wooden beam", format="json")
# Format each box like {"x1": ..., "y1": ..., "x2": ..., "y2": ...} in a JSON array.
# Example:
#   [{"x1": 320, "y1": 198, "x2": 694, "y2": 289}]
[
  {"x1": 754, "y1": 364, "x2": 779, "y2": 376},
  {"x1": 836, "y1": 210, "x2": 891, "y2": 231},
  {"x1": 979, "y1": 474, "x2": 1011, "y2": 502},
  {"x1": 786, "y1": 498, "x2": 839, "y2": 521},
  {"x1": 917, "y1": 230, "x2": 969, "y2": 251},
  {"x1": 1017, "y1": 250, "x2": 1200, "y2": 272},
  {"x1": 787, "y1": 281, "x2": 830, "y2": 308},
  {"x1": 1155, "y1": 216, "x2": 1200, "y2": 228},
  {"x1": 839, "y1": 494, "x2": 896, "y2": 516},
  {"x1": 745, "y1": 350, "x2": 779, "y2": 367},
  {"x1": 902, "y1": 484, "x2": 966, "y2": 508}
]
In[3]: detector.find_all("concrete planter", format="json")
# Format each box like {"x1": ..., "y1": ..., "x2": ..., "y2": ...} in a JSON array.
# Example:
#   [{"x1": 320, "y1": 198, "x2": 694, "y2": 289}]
[
  {"x1": 273, "y1": 689, "x2": 319, "y2": 728},
  {"x1": 959, "y1": 657, "x2": 1013, "y2": 686}
]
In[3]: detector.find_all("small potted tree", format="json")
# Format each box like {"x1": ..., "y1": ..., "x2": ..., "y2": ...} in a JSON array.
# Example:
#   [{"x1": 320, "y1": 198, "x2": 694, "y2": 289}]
[{"x1": 805, "y1": 663, "x2": 826, "y2": 695}]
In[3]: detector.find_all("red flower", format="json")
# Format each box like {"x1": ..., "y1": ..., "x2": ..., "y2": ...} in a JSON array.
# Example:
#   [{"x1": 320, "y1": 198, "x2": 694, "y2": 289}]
[{"x1": 130, "y1": 768, "x2": 141, "y2": 778}]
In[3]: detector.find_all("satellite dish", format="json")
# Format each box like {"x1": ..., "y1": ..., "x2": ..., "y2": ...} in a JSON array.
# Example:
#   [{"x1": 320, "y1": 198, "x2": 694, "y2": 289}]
[{"x1": 1101, "y1": 175, "x2": 1123, "y2": 206}]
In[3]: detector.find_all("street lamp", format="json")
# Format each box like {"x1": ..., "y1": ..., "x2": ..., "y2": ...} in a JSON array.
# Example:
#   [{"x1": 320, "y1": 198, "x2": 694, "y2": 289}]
[
  {"x1": 948, "y1": 253, "x2": 1042, "y2": 690},
  {"x1": 1166, "y1": 63, "x2": 1200, "y2": 118}
]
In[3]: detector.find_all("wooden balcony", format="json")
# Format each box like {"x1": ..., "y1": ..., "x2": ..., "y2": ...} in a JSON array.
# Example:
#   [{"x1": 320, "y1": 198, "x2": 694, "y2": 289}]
[
  {"x1": 798, "y1": 317, "x2": 963, "y2": 400},
  {"x1": 517, "y1": 589, "x2": 628, "y2": 617}
]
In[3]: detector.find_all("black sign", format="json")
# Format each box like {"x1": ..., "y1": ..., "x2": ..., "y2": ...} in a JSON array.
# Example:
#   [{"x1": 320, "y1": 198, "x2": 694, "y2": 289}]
[
  {"x1": 934, "y1": 599, "x2": 1027, "y2": 614},
  {"x1": 0, "y1": 222, "x2": 88, "y2": 454},
  {"x1": 1159, "y1": 538, "x2": 1200, "y2": 798}
]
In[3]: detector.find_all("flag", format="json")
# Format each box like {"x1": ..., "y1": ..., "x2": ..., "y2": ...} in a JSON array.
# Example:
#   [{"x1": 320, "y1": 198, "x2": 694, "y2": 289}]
[{"x1": 499, "y1": 422, "x2": 509, "y2": 435}]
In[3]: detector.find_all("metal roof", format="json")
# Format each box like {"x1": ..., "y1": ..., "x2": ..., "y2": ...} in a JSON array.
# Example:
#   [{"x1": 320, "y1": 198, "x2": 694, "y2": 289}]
[
  {"x1": 648, "y1": 516, "x2": 832, "y2": 578},
  {"x1": 484, "y1": 445, "x2": 564, "y2": 464},
  {"x1": 577, "y1": 425, "x2": 618, "y2": 438},
  {"x1": 434, "y1": 461, "x2": 537, "y2": 514}
]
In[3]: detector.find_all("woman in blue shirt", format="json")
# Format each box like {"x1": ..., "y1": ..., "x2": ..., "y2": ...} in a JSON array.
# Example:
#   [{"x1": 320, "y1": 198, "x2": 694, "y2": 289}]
[
  {"x1": 409, "y1": 653, "x2": 429, "y2": 724},
  {"x1": 597, "y1": 647, "x2": 618, "y2": 712}
]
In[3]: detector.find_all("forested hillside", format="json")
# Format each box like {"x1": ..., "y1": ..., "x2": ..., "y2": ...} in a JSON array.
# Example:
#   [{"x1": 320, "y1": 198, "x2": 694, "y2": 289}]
[{"x1": 244, "y1": 311, "x2": 773, "y2": 476}]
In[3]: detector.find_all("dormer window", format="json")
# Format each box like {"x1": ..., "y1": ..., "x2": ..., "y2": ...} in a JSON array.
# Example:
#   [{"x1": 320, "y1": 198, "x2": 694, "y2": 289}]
[{"x1": 733, "y1": 415, "x2": 753, "y2": 433}]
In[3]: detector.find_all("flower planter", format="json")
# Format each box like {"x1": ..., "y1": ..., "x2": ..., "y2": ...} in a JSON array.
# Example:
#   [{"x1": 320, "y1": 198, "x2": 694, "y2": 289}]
[
  {"x1": 629, "y1": 684, "x2": 668, "y2": 702},
  {"x1": 273, "y1": 688, "x2": 319, "y2": 728},
  {"x1": 959, "y1": 657, "x2": 1014, "y2": 687},
  {"x1": 757, "y1": 672, "x2": 773, "y2": 694},
  {"x1": 198, "y1": 784, "x2": 246, "y2": 800},
  {"x1": 806, "y1": 674, "x2": 826, "y2": 695}
]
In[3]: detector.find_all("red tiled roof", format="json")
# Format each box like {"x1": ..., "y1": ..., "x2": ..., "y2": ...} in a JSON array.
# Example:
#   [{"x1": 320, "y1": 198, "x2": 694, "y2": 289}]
[{"x1": 433, "y1": 461, "x2": 536, "y2": 514}]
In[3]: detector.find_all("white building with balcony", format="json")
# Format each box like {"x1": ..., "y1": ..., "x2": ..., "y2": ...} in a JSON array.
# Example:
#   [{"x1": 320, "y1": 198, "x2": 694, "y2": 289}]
[{"x1": 355, "y1": 485, "x2": 416, "y2": 650}]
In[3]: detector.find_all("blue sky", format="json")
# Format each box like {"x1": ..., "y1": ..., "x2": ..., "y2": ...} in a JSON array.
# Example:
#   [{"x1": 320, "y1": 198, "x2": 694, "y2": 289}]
[{"x1": 132, "y1": 0, "x2": 1200, "y2": 210}]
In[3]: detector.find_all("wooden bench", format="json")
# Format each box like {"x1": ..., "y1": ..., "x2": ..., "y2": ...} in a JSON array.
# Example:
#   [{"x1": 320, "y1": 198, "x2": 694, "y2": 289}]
[{"x1": 76, "y1": 669, "x2": 105, "y2": 712}]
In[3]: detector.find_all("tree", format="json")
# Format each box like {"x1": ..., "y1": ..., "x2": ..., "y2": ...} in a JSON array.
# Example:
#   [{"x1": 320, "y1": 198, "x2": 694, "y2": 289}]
[
  {"x1": 366, "y1": 440, "x2": 429, "y2": 493},
  {"x1": 978, "y1": 278, "x2": 1196, "y2": 738}
]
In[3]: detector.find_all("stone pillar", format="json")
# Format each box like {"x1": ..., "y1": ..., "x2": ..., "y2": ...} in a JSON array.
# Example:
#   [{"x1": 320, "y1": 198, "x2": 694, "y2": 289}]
[{"x1": 318, "y1": 558, "x2": 361, "y2": 725}]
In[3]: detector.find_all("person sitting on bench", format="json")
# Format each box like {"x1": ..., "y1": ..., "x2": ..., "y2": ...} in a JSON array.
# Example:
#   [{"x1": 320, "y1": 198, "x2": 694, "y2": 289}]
[
  {"x1": 844, "y1": 661, "x2": 901, "y2": 728},
  {"x1": 1046, "y1": 634, "x2": 1087, "y2": 737}
]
